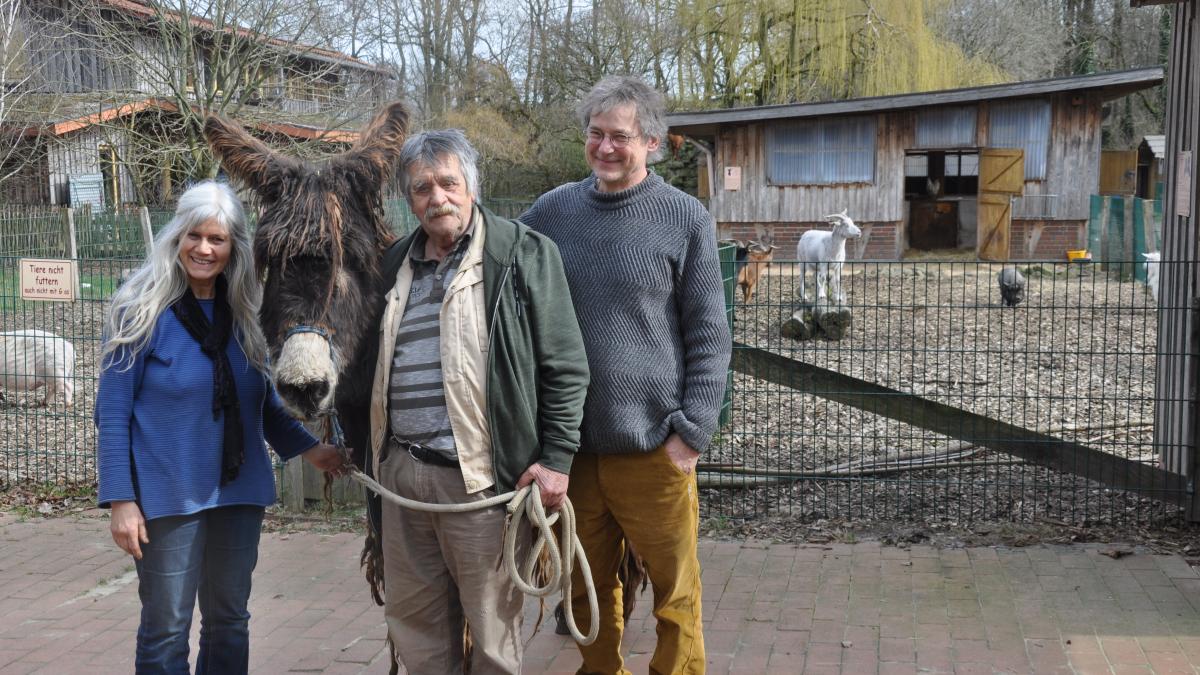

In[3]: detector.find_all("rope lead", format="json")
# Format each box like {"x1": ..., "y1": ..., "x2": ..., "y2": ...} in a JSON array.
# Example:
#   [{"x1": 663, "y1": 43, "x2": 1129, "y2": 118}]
[{"x1": 347, "y1": 469, "x2": 600, "y2": 645}]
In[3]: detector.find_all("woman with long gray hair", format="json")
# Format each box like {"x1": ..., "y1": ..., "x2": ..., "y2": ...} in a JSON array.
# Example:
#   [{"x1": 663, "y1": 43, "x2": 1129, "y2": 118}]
[{"x1": 95, "y1": 180, "x2": 345, "y2": 674}]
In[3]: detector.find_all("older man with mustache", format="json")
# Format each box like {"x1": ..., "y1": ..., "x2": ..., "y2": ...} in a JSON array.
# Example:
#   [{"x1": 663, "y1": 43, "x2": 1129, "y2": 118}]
[{"x1": 366, "y1": 129, "x2": 590, "y2": 674}]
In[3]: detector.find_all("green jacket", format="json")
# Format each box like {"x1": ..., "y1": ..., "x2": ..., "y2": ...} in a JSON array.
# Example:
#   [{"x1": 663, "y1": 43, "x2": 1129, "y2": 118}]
[{"x1": 377, "y1": 206, "x2": 589, "y2": 492}]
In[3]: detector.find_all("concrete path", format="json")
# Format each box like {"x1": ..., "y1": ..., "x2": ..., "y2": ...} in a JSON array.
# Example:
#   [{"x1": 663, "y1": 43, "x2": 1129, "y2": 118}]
[{"x1": 2, "y1": 511, "x2": 1200, "y2": 674}]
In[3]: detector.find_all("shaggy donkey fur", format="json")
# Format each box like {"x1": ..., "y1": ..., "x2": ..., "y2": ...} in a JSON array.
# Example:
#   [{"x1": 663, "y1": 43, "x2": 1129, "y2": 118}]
[{"x1": 205, "y1": 103, "x2": 406, "y2": 669}]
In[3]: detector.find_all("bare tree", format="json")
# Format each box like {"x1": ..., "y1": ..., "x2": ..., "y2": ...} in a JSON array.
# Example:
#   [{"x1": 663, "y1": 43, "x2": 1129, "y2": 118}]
[
  {"x1": 931, "y1": 0, "x2": 1067, "y2": 81},
  {"x1": 75, "y1": 0, "x2": 381, "y2": 193},
  {"x1": 384, "y1": 0, "x2": 484, "y2": 119}
]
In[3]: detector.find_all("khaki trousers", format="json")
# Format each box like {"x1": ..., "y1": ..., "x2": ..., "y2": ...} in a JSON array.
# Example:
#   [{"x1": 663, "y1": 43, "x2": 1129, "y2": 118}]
[
  {"x1": 380, "y1": 445, "x2": 527, "y2": 674},
  {"x1": 568, "y1": 446, "x2": 705, "y2": 675}
]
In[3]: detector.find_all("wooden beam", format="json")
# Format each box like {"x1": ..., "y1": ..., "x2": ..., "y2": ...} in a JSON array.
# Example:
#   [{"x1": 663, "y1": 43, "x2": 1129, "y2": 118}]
[{"x1": 731, "y1": 344, "x2": 1188, "y2": 506}]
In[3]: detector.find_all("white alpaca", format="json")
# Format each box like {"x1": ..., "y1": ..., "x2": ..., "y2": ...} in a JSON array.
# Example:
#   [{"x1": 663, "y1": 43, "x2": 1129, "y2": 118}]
[{"x1": 796, "y1": 210, "x2": 862, "y2": 304}]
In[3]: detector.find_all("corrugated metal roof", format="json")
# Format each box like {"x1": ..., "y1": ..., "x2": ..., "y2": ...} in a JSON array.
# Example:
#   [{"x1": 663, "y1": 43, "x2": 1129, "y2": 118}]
[
  {"x1": 667, "y1": 68, "x2": 1163, "y2": 132},
  {"x1": 1143, "y1": 135, "x2": 1166, "y2": 158}
]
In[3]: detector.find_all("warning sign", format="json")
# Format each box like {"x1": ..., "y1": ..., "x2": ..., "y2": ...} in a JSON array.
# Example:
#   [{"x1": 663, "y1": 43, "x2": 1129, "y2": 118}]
[{"x1": 19, "y1": 259, "x2": 77, "y2": 302}]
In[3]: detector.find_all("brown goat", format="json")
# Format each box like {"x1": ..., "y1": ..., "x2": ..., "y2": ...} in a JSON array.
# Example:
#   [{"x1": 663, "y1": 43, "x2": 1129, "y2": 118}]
[{"x1": 736, "y1": 240, "x2": 777, "y2": 303}]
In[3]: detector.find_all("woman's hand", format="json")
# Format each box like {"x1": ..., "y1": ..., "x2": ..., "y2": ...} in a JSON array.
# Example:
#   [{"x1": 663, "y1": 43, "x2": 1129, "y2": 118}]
[
  {"x1": 110, "y1": 500, "x2": 148, "y2": 560},
  {"x1": 302, "y1": 443, "x2": 349, "y2": 476}
]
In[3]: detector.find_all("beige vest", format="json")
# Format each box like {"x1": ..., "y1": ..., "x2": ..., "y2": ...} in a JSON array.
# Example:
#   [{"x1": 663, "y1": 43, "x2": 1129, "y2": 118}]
[{"x1": 369, "y1": 211, "x2": 494, "y2": 493}]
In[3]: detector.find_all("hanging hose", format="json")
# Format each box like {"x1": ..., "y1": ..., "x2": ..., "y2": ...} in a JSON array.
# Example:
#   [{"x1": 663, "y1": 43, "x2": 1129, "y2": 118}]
[{"x1": 347, "y1": 469, "x2": 600, "y2": 646}]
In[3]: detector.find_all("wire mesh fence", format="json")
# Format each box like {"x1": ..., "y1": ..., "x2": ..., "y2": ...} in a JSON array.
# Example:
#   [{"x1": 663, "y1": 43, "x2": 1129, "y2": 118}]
[
  {"x1": 0, "y1": 257, "x2": 123, "y2": 488},
  {"x1": 0, "y1": 197, "x2": 536, "y2": 491},
  {"x1": 0, "y1": 199, "x2": 1187, "y2": 529},
  {"x1": 706, "y1": 256, "x2": 1189, "y2": 528}
]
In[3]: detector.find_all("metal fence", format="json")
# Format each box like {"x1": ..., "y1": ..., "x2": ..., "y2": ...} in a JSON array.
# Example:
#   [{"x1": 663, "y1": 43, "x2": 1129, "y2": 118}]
[
  {"x1": 706, "y1": 256, "x2": 1189, "y2": 527},
  {"x1": 0, "y1": 258, "x2": 124, "y2": 486},
  {"x1": 0, "y1": 197, "x2": 535, "y2": 490},
  {"x1": 2, "y1": 212, "x2": 1186, "y2": 528}
]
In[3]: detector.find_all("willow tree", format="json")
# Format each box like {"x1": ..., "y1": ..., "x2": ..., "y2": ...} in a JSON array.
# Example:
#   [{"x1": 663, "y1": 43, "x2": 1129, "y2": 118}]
[{"x1": 678, "y1": 0, "x2": 1011, "y2": 107}]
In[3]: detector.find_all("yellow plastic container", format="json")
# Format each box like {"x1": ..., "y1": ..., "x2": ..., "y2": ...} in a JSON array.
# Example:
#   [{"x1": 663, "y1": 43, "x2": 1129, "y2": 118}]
[{"x1": 1066, "y1": 249, "x2": 1091, "y2": 262}]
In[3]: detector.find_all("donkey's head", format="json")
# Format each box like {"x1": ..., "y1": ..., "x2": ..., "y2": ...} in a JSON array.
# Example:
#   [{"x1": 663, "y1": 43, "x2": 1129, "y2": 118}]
[{"x1": 204, "y1": 102, "x2": 410, "y2": 420}]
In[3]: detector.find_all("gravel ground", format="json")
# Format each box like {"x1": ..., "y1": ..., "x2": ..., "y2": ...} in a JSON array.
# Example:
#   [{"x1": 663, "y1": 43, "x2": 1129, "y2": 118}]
[{"x1": 704, "y1": 260, "x2": 1186, "y2": 537}]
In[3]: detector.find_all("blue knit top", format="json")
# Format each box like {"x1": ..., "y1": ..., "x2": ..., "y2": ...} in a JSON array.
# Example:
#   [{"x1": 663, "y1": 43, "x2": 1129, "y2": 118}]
[{"x1": 95, "y1": 300, "x2": 318, "y2": 520}]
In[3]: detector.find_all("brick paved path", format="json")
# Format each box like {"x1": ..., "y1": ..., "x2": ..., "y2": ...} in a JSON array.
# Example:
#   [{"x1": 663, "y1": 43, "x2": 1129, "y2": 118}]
[{"x1": 3, "y1": 512, "x2": 1200, "y2": 674}]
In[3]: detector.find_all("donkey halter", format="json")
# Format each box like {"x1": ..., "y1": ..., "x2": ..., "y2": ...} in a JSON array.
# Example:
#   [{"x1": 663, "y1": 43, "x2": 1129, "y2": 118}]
[{"x1": 282, "y1": 324, "x2": 344, "y2": 445}]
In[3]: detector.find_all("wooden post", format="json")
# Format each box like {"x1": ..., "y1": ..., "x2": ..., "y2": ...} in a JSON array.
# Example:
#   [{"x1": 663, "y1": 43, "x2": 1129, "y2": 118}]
[
  {"x1": 64, "y1": 208, "x2": 80, "y2": 298},
  {"x1": 280, "y1": 457, "x2": 306, "y2": 511},
  {"x1": 139, "y1": 206, "x2": 153, "y2": 256},
  {"x1": 63, "y1": 206, "x2": 76, "y2": 258}
]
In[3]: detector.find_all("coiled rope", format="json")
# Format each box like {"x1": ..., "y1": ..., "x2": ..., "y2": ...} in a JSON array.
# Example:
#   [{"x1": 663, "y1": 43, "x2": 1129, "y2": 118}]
[
  {"x1": 286, "y1": 325, "x2": 598, "y2": 643},
  {"x1": 347, "y1": 469, "x2": 600, "y2": 646}
]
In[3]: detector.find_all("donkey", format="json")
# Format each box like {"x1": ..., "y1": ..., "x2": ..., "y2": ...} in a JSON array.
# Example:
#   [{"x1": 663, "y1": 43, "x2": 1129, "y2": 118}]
[{"x1": 204, "y1": 103, "x2": 406, "y2": 622}]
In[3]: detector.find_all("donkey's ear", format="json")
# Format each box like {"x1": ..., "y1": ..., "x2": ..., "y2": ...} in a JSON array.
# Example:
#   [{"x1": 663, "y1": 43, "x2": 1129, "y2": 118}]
[
  {"x1": 204, "y1": 115, "x2": 279, "y2": 190},
  {"x1": 340, "y1": 101, "x2": 410, "y2": 185}
]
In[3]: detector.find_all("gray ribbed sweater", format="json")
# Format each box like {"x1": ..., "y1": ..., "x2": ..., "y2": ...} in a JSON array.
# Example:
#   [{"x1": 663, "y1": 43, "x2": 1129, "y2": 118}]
[{"x1": 521, "y1": 172, "x2": 731, "y2": 455}]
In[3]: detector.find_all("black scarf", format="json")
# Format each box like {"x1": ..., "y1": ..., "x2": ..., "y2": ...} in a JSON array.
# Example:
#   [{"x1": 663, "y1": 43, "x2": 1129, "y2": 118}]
[{"x1": 171, "y1": 275, "x2": 243, "y2": 485}]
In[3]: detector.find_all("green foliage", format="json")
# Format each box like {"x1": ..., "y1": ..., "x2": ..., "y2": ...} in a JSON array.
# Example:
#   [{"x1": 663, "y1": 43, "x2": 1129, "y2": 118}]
[
  {"x1": 657, "y1": 142, "x2": 701, "y2": 197},
  {"x1": 674, "y1": 0, "x2": 1011, "y2": 108}
]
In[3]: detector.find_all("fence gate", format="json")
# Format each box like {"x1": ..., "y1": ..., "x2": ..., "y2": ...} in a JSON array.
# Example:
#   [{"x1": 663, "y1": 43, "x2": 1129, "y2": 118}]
[{"x1": 977, "y1": 148, "x2": 1024, "y2": 261}]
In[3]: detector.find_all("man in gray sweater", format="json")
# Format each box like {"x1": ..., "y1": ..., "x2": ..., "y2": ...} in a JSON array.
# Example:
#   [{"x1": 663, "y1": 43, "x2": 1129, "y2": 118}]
[{"x1": 522, "y1": 75, "x2": 731, "y2": 675}]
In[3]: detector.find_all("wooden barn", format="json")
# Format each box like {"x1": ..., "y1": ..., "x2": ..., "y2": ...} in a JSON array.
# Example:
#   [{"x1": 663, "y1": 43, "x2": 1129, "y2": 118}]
[{"x1": 666, "y1": 68, "x2": 1163, "y2": 261}]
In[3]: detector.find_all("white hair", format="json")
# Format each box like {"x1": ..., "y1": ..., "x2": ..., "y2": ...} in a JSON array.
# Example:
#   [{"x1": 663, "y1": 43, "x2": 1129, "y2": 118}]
[
  {"x1": 101, "y1": 181, "x2": 267, "y2": 372},
  {"x1": 398, "y1": 129, "x2": 481, "y2": 202}
]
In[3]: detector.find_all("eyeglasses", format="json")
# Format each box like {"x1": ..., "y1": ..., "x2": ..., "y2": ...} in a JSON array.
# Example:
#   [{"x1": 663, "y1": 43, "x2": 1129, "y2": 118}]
[{"x1": 585, "y1": 128, "x2": 640, "y2": 148}]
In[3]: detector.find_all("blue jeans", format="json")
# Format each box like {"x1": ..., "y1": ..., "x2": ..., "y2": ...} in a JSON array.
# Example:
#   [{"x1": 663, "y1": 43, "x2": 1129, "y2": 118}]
[{"x1": 134, "y1": 505, "x2": 265, "y2": 675}]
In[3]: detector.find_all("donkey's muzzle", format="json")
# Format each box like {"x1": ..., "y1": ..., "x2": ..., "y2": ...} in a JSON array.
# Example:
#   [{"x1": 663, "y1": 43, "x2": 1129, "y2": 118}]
[{"x1": 277, "y1": 379, "x2": 331, "y2": 420}]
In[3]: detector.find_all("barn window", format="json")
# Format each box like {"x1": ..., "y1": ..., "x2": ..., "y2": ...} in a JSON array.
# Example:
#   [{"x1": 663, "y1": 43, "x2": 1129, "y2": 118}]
[
  {"x1": 988, "y1": 100, "x2": 1051, "y2": 180},
  {"x1": 767, "y1": 116, "x2": 876, "y2": 185},
  {"x1": 916, "y1": 107, "x2": 976, "y2": 148}
]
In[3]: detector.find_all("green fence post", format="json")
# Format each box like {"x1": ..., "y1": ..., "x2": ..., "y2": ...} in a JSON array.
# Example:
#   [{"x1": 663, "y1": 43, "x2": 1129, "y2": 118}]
[
  {"x1": 1108, "y1": 195, "x2": 1125, "y2": 275},
  {"x1": 1133, "y1": 199, "x2": 1147, "y2": 282},
  {"x1": 717, "y1": 241, "x2": 736, "y2": 428},
  {"x1": 1153, "y1": 196, "x2": 1163, "y2": 251},
  {"x1": 1088, "y1": 194, "x2": 1103, "y2": 261}
]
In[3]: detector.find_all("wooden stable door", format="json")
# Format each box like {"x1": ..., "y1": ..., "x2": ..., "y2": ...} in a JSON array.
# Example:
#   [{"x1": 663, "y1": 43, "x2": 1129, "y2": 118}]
[{"x1": 977, "y1": 148, "x2": 1025, "y2": 261}]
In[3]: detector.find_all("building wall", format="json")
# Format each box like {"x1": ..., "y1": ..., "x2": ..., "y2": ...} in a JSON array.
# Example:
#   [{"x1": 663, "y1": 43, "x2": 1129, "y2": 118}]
[
  {"x1": 1004, "y1": 93, "x2": 1103, "y2": 221},
  {"x1": 1008, "y1": 220, "x2": 1086, "y2": 260},
  {"x1": 47, "y1": 129, "x2": 135, "y2": 206},
  {"x1": 711, "y1": 114, "x2": 909, "y2": 224}
]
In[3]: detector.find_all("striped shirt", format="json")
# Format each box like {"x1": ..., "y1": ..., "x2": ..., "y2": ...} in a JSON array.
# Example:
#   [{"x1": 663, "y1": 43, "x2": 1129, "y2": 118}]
[{"x1": 388, "y1": 223, "x2": 473, "y2": 463}]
